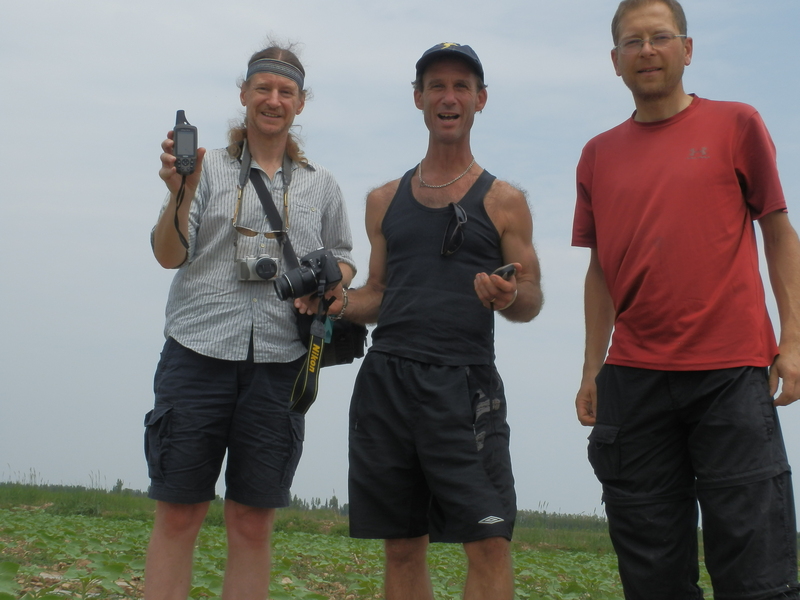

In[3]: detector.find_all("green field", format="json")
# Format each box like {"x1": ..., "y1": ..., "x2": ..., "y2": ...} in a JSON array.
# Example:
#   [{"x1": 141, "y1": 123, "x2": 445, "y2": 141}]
[{"x1": 0, "y1": 482, "x2": 712, "y2": 599}]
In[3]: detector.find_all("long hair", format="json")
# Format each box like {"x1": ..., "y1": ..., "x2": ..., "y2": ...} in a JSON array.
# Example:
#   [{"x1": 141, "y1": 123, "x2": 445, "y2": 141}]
[{"x1": 227, "y1": 43, "x2": 308, "y2": 166}]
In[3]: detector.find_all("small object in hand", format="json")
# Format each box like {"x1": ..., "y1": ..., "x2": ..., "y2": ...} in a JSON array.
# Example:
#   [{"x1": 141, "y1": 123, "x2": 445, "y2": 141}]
[{"x1": 493, "y1": 264, "x2": 516, "y2": 280}]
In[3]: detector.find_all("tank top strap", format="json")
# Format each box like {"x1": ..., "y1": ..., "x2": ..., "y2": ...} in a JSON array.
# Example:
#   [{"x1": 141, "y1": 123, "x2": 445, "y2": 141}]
[
  {"x1": 399, "y1": 167, "x2": 416, "y2": 191},
  {"x1": 459, "y1": 169, "x2": 496, "y2": 211}
]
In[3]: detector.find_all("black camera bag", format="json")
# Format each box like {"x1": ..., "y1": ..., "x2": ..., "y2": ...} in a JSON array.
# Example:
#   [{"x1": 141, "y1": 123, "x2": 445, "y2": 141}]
[{"x1": 296, "y1": 313, "x2": 367, "y2": 367}]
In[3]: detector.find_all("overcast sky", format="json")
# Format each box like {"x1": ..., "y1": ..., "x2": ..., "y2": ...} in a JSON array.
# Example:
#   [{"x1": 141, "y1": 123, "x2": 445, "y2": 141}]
[{"x1": 2, "y1": 0, "x2": 799, "y2": 519}]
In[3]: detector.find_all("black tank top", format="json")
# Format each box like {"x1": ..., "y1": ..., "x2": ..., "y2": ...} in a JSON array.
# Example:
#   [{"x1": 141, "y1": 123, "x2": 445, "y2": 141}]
[{"x1": 370, "y1": 166, "x2": 503, "y2": 366}]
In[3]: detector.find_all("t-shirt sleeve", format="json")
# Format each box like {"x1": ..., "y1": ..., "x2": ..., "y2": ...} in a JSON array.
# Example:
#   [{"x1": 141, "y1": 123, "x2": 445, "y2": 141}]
[
  {"x1": 734, "y1": 109, "x2": 787, "y2": 220},
  {"x1": 572, "y1": 141, "x2": 598, "y2": 248}
]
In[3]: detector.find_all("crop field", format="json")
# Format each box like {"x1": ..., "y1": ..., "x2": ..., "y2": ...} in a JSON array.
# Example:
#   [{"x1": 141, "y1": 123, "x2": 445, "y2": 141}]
[{"x1": 0, "y1": 483, "x2": 715, "y2": 599}]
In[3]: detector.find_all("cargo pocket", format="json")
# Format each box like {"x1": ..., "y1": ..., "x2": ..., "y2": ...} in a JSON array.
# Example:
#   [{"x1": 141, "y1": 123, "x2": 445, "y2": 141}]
[
  {"x1": 281, "y1": 412, "x2": 305, "y2": 488},
  {"x1": 754, "y1": 372, "x2": 777, "y2": 442},
  {"x1": 587, "y1": 423, "x2": 621, "y2": 483},
  {"x1": 143, "y1": 405, "x2": 173, "y2": 480}
]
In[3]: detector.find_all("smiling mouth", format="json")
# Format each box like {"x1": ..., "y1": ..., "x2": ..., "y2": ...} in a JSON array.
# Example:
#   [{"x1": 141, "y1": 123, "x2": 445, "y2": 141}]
[
  {"x1": 638, "y1": 67, "x2": 661, "y2": 73},
  {"x1": 438, "y1": 114, "x2": 459, "y2": 121}
]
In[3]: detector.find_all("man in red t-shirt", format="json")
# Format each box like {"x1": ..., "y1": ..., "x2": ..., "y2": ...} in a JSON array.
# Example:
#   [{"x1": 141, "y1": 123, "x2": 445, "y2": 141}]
[{"x1": 572, "y1": 1, "x2": 800, "y2": 598}]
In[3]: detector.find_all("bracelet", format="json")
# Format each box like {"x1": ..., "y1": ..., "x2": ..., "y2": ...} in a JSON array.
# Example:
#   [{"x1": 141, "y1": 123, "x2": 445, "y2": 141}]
[
  {"x1": 497, "y1": 289, "x2": 518, "y2": 311},
  {"x1": 330, "y1": 287, "x2": 349, "y2": 320}
]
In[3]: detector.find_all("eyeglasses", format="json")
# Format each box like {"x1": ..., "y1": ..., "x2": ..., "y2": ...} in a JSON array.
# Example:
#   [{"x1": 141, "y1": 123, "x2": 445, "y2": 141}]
[
  {"x1": 231, "y1": 188, "x2": 287, "y2": 238},
  {"x1": 441, "y1": 202, "x2": 467, "y2": 256},
  {"x1": 616, "y1": 33, "x2": 687, "y2": 55}
]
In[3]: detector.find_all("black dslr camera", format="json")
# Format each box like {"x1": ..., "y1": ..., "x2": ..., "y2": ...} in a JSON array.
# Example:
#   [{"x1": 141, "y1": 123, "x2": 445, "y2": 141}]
[{"x1": 274, "y1": 249, "x2": 342, "y2": 301}]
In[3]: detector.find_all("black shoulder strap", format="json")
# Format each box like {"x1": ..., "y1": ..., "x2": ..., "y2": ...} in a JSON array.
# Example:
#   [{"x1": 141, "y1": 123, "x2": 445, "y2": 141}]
[
  {"x1": 240, "y1": 141, "x2": 299, "y2": 270},
  {"x1": 248, "y1": 167, "x2": 300, "y2": 270}
]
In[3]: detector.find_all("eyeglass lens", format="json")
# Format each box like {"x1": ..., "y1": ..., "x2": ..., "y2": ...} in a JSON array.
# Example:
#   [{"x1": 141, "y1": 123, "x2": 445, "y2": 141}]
[
  {"x1": 233, "y1": 225, "x2": 282, "y2": 239},
  {"x1": 619, "y1": 34, "x2": 684, "y2": 54}
]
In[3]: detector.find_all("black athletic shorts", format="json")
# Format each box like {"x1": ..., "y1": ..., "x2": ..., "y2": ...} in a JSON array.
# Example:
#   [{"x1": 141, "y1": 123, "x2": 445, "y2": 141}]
[
  {"x1": 348, "y1": 351, "x2": 516, "y2": 543},
  {"x1": 144, "y1": 337, "x2": 305, "y2": 508}
]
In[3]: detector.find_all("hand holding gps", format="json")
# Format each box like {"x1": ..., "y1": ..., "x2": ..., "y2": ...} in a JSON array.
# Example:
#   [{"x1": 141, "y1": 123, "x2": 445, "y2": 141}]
[
  {"x1": 493, "y1": 263, "x2": 516, "y2": 280},
  {"x1": 173, "y1": 110, "x2": 198, "y2": 176},
  {"x1": 491, "y1": 264, "x2": 518, "y2": 311},
  {"x1": 170, "y1": 110, "x2": 198, "y2": 251}
]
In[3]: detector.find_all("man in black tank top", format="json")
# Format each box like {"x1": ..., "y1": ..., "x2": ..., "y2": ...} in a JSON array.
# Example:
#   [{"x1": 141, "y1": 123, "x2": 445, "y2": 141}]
[{"x1": 337, "y1": 43, "x2": 543, "y2": 599}]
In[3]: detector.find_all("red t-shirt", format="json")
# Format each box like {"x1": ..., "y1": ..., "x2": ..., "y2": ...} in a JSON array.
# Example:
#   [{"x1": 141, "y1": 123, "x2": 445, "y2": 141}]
[{"x1": 572, "y1": 96, "x2": 786, "y2": 370}]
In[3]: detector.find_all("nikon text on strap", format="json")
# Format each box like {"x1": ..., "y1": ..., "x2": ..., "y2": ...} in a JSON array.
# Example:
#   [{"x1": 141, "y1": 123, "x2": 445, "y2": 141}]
[{"x1": 289, "y1": 296, "x2": 333, "y2": 414}]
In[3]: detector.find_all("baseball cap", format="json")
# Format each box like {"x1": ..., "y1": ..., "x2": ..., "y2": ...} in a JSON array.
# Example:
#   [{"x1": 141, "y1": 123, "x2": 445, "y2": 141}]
[{"x1": 415, "y1": 42, "x2": 485, "y2": 84}]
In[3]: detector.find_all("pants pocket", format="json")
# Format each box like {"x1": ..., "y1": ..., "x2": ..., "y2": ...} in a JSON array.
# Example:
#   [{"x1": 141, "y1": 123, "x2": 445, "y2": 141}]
[
  {"x1": 588, "y1": 423, "x2": 621, "y2": 483},
  {"x1": 754, "y1": 371, "x2": 777, "y2": 442},
  {"x1": 143, "y1": 405, "x2": 173, "y2": 480}
]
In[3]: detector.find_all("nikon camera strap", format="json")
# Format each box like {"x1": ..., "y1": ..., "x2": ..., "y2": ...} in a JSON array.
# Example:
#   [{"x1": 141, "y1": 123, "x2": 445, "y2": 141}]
[
  {"x1": 287, "y1": 295, "x2": 333, "y2": 415},
  {"x1": 239, "y1": 141, "x2": 328, "y2": 414}
]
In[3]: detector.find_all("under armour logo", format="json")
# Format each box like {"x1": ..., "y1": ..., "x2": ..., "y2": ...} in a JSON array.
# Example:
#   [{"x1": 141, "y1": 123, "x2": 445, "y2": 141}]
[{"x1": 688, "y1": 147, "x2": 709, "y2": 159}]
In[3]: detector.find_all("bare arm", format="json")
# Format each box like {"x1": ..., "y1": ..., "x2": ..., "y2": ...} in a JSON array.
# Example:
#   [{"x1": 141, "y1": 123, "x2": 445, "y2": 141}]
[
  {"x1": 474, "y1": 182, "x2": 543, "y2": 322},
  {"x1": 759, "y1": 210, "x2": 800, "y2": 406},
  {"x1": 152, "y1": 132, "x2": 206, "y2": 269},
  {"x1": 575, "y1": 249, "x2": 615, "y2": 426},
  {"x1": 341, "y1": 182, "x2": 398, "y2": 325}
]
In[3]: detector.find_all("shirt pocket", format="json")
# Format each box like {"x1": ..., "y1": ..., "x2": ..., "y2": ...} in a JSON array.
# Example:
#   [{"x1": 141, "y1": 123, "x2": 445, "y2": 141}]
[{"x1": 291, "y1": 200, "x2": 324, "y2": 253}]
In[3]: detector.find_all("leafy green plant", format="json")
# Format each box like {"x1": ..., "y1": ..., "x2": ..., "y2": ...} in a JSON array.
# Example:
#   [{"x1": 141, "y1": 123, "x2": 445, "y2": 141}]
[
  {"x1": 0, "y1": 562, "x2": 20, "y2": 597},
  {"x1": 0, "y1": 482, "x2": 744, "y2": 600}
]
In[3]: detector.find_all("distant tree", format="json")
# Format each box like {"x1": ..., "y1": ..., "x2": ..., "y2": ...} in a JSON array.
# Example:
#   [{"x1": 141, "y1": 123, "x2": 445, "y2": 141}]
[
  {"x1": 287, "y1": 493, "x2": 347, "y2": 514},
  {"x1": 290, "y1": 494, "x2": 310, "y2": 510}
]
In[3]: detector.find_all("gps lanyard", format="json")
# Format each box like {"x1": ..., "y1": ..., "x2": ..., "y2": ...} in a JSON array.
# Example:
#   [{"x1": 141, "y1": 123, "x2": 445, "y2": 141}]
[{"x1": 238, "y1": 141, "x2": 330, "y2": 414}]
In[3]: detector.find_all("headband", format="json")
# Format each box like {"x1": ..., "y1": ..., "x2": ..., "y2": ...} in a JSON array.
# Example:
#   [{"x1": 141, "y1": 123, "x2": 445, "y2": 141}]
[{"x1": 246, "y1": 58, "x2": 305, "y2": 90}]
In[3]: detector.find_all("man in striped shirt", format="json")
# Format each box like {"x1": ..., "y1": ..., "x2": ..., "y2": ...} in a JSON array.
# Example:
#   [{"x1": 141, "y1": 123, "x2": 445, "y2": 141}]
[{"x1": 143, "y1": 43, "x2": 354, "y2": 600}]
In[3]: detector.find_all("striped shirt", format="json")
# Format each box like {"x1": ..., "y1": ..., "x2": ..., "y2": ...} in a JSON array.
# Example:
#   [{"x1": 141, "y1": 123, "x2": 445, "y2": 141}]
[{"x1": 157, "y1": 148, "x2": 355, "y2": 363}]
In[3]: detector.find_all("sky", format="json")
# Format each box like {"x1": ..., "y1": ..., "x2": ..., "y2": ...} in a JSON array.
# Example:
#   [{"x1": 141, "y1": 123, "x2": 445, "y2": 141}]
[{"x1": 2, "y1": 0, "x2": 799, "y2": 520}]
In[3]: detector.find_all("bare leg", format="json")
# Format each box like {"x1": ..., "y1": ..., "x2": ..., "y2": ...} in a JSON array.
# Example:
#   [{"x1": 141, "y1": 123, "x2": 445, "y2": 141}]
[
  {"x1": 221, "y1": 499, "x2": 276, "y2": 600},
  {"x1": 144, "y1": 501, "x2": 210, "y2": 600},
  {"x1": 463, "y1": 537, "x2": 514, "y2": 600},
  {"x1": 384, "y1": 536, "x2": 434, "y2": 600}
]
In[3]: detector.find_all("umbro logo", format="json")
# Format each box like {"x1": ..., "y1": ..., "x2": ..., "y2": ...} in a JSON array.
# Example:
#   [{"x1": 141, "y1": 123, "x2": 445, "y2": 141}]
[{"x1": 478, "y1": 516, "x2": 505, "y2": 525}]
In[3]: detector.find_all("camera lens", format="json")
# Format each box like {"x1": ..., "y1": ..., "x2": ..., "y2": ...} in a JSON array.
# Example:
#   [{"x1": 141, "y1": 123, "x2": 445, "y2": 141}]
[
  {"x1": 273, "y1": 275, "x2": 292, "y2": 301},
  {"x1": 255, "y1": 257, "x2": 278, "y2": 280},
  {"x1": 273, "y1": 266, "x2": 317, "y2": 301}
]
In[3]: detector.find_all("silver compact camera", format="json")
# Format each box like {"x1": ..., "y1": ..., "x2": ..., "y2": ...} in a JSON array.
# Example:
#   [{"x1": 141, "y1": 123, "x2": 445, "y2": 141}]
[{"x1": 236, "y1": 255, "x2": 279, "y2": 281}]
